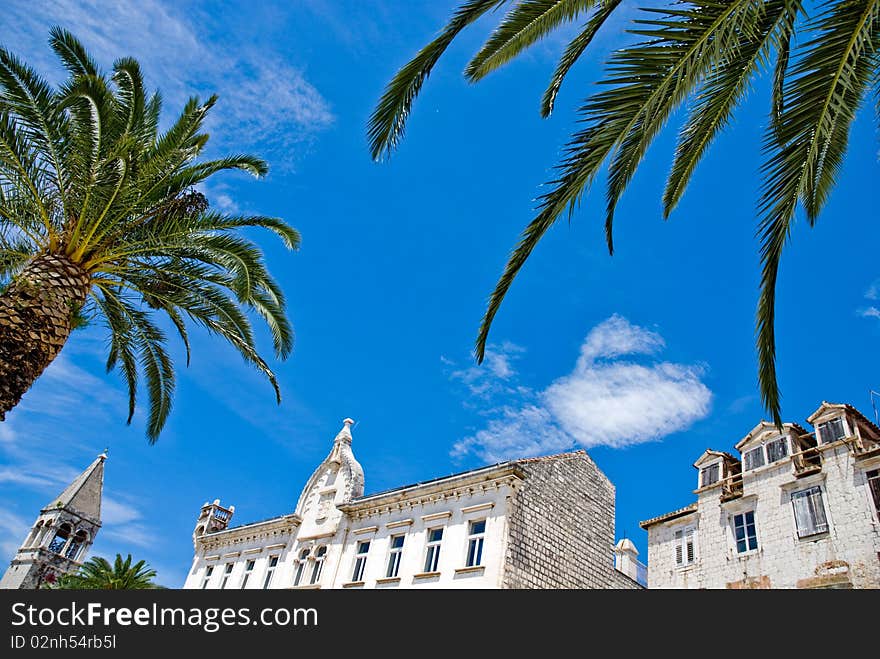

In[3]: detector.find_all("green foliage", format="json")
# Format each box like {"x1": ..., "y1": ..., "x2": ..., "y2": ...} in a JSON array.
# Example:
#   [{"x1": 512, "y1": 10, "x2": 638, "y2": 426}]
[
  {"x1": 54, "y1": 554, "x2": 161, "y2": 590},
  {"x1": 0, "y1": 28, "x2": 299, "y2": 441},
  {"x1": 369, "y1": 0, "x2": 880, "y2": 425}
]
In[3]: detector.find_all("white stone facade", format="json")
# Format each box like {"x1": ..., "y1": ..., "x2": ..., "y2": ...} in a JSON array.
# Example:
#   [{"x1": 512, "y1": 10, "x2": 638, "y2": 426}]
[
  {"x1": 641, "y1": 402, "x2": 880, "y2": 589},
  {"x1": 183, "y1": 419, "x2": 641, "y2": 589}
]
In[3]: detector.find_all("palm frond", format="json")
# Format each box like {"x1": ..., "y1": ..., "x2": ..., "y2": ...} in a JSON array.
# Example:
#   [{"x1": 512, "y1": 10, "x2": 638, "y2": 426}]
[
  {"x1": 541, "y1": 0, "x2": 623, "y2": 118},
  {"x1": 602, "y1": 0, "x2": 764, "y2": 253},
  {"x1": 0, "y1": 46, "x2": 70, "y2": 222},
  {"x1": 367, "y1": 0, "x2": 509, "y2": 161},
  {"x1": 663, "y1": 0, "x2": 802, "y2": 217},
  {"x1": 49, "y1": 27, "x2": 100, "y2": 79},
  {"x1": 756, "y1": 0, "x2": 879, "y2": 424},
  {"x1": 465, "y1": 0, "x2": 597, "y2": 82}
]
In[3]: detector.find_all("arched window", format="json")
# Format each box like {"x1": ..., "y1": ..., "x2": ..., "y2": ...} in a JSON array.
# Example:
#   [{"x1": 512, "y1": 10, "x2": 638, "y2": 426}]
[
  {"x1": 64, "y1": 530, "x2": 89, "y2": 560},
  {"x1": 47, "y1": 523, "x2": 72, "y2": 554},
  {"x1": 25, "y1": 521, "x2": 44, "y2": 547},
  {"x1": 293, "y1": 548, "x2": 310, "y2": 586},
  {"x1": 310, "y1": 546, "x2": 327, "y2": 585}
]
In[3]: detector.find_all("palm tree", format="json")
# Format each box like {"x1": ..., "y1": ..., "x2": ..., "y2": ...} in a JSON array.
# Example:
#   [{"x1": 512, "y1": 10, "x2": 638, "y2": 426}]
[
  {"x1": 369, "y1": 0, "x2": 880, "y2": 425},
  {"x1": 0, "y1": 28, "x2": 298, "y2": 440},
  {"x1": 53, "y1": 554, "x2": 161, "y2": 589}
]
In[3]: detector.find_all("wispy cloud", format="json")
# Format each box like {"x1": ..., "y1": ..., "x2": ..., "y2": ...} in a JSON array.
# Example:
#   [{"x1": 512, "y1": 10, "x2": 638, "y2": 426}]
[
  {"x1": 859, "y1": 279, "x2": 880, "y2": 320},
  {"x1": 446, "y1": 342, "x2": 525, "y2": 399},
  {"x1": 99, "y1": 497, "x2": 153, "y2": 549},
  {"x1": 451, "y1": 315, "x2": 712, "y2": 462},
  {"x1": 4, "y1": 0, "x2": 333, "y2": 156}
]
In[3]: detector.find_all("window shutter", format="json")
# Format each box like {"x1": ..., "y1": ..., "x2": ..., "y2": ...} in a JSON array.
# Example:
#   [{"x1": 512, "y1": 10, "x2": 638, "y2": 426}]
[
  {"x1": 685, "y1": 528, "x2": 695, "y2": 564},
  {"x1": 808, "y1": 488, "x2": 828, "y2": 533},
  {"x1": 674, "y1": 530, "x2": 683, "y2": 565},
  {"x1": 792, "y1": 489, "x2": 821, "y2": 536}
]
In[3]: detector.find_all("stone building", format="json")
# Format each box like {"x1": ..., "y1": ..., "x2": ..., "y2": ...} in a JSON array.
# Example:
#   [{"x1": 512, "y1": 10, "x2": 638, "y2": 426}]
[
  {"x1": 640, "y1": 402, "x2": 880, "y2": 589},
  {"x1": 183, "y1": 419, "x2": 642, "y2": 589},
  {"x1": 0, "y1": 453, "x2": 106, "y2": 589}
]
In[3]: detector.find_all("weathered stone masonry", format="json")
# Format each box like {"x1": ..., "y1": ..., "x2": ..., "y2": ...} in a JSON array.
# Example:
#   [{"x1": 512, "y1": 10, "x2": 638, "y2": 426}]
[{"x1": 503, "y1": 451, "x2": 636, "y2": 589}]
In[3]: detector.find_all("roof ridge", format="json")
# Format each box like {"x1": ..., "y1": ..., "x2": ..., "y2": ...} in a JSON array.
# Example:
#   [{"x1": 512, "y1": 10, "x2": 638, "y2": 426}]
[{"x1": 515, "y1": 449, "x2": 586, "y2": 464}]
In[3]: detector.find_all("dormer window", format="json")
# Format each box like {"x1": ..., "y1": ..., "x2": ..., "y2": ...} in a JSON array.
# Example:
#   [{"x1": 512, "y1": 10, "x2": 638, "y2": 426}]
[
  {"x1": 744, "y1": 446, "x2": 765, "y2": 471},
  {"x1": 700, "y1": 463, "x2": 720, "y2": 488},
  {"x1": 817, "y1": 418, "x2": 847, "y2": 444},
  {"x1": 743, "y1": 436, "x2": 790, "y2": 471},
  {"x1": 766, "y1": 437, "x2": 789, "y2": 462}
]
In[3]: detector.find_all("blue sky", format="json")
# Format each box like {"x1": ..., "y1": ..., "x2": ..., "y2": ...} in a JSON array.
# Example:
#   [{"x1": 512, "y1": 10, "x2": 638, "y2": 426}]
[{"x1": 1, "y1": 0, "x2": 878, "y2": 586}]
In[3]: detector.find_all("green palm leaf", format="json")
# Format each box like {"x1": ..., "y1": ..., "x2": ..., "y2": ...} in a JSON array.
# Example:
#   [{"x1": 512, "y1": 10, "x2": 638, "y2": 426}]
[
  {"x1": 541, "y1": 0, "x2": 623, "y2": 118},
  {"x1": 757, "y1": 0, "x2": 879, "y2": 423},
  {"x1": 368, "y1": 0, "x2": 509, "y2": 161},
  {"x1": 465, "y1": 0, "x2": 597, "y2": 82}
]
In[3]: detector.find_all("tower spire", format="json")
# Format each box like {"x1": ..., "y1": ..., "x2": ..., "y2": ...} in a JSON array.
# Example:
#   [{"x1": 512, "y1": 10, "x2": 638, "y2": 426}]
[
  {"x1": 44, "y1": 452, "x2": 106, "y2": 524},
  {"x1": 0, "y1": 453, "x2": 106, "y2": 589}
]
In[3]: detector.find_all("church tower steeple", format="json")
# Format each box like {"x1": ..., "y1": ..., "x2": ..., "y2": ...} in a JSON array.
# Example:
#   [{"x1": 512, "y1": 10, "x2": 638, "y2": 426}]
[{"x1": 0, "y1": 452, "x2": 106, "y2": 589}]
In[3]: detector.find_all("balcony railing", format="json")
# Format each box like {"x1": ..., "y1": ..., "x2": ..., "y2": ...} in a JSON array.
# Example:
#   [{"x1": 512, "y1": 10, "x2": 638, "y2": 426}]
[{"x1": 790, "y1": 435, "x2": 821, "y2": 476}]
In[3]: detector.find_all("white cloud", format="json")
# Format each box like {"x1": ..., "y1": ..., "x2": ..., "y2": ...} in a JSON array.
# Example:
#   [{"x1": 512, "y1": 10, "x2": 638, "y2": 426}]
[
  {"x1": 859, "y1": 280, "x2": 880, "y2": 320},
  {"x1": 576, "y1": 313, "x2": 664, "y2": 367},
  {"x1": 448, "y1": 342, "x2": 525, "y2": 398},
  {"x1": 99, "y1": 523, "x2": 154, "y2": 549},
  {"x1": 451, "y1": 315, "x2": 712, "y2": 462},
  {"x1": 4, "y1": 0, "x2": 333, "y2": 155},
  {"x1": 101, "y1": 497, "x2": 141, "y2": 526}
]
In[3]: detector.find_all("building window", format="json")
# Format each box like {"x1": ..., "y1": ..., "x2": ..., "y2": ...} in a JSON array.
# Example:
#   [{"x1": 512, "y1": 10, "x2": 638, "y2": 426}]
[
  {"x1": 791, "y1": 486, "x2": 829, "y2": 537},
  {"x1": 350, "y1": 540, "x2": 370, "y2": 582},
  {"x1": 293, "y1": 549, "x2": 309, "y2": 586},
  {"x1": 866, "y1": 470, "x2": 880, "y2": 519},
  {"x1": 466, "y1": 520, "x2": 486, "y2": 567},
  {"x1": 732, "y1": 511, "x2": 758, "y2": 553},
  {"x1": 240, "y1": 560, "x2": 255, "y2": 588},
  {"x1": 64, "y1": 530, "x2": 88, "y2": 560},
  {"x1": 743, "y1": 446, "x2": 765, "y2": 471},
  {"x1": 310, "y1": 546, "x2": 327, "y2": 585},
  {"x1": 201, "y1": 566, "x2": 213, "y2": 589},
  {"x1": 674, "y1": 526, "x2": 696, "y2": 567},
  {"x1": 700, "y1": 463, "x2": 720, "y2": 487},
  {"x1": 220, "y1": 562, "x2": 234, "y2": 589},
  {"x1": 262, "y1": 556, "x2": 279, "y2": 589},
  {"x1": 386, "y1": 535, "x2": 404, "y2": 578},
  {"x1": 818, "y1": 418, "x2": 847, "y2": 444},
  {"x1": 47, "y1": 523, "x2": 72, "y2": 554},
  {"x1": 423, "y1": 528, "x2": 443, "y2": 573},
  {"x1": 766, "y1": 437, "x2": 789, "y2": 463}
]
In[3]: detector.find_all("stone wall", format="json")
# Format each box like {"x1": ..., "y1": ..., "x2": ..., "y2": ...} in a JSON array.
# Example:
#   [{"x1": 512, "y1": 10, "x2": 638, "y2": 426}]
[{"x1": 502, "y1": 451, "x2": 639, "y2": 589}]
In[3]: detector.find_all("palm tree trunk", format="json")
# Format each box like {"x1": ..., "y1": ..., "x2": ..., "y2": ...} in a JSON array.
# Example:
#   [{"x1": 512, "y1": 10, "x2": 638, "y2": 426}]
[{"x1": 0, "y1": 253, "x2": 90, "y2": 419}]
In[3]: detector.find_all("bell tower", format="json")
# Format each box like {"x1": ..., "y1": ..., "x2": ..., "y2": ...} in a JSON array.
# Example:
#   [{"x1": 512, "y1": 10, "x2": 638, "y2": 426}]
[
  {"x1": 0, "y1": 452, "x2": 106, "y2": 589},
  {"x1": 192, "y1": 499, "x2": 234, "y2": 546}
]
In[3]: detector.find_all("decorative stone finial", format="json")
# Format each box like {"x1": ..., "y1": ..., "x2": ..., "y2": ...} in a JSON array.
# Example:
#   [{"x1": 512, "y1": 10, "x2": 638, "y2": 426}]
[{"x1": 343, "y1": 418, "x2": 355, "y2": 427}]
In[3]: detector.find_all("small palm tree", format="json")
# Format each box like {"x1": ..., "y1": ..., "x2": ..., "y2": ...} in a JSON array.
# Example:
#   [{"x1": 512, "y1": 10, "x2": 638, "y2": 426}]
[
  {"x1": 0, "y1": 28, "x2": 298, "y2": 440},
  {"x1": 54, "y1": 554, "x2": 161, "y2": 589},
  {"x1": 369, "y1": 0, "x2": 880, "y2": 424}
]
